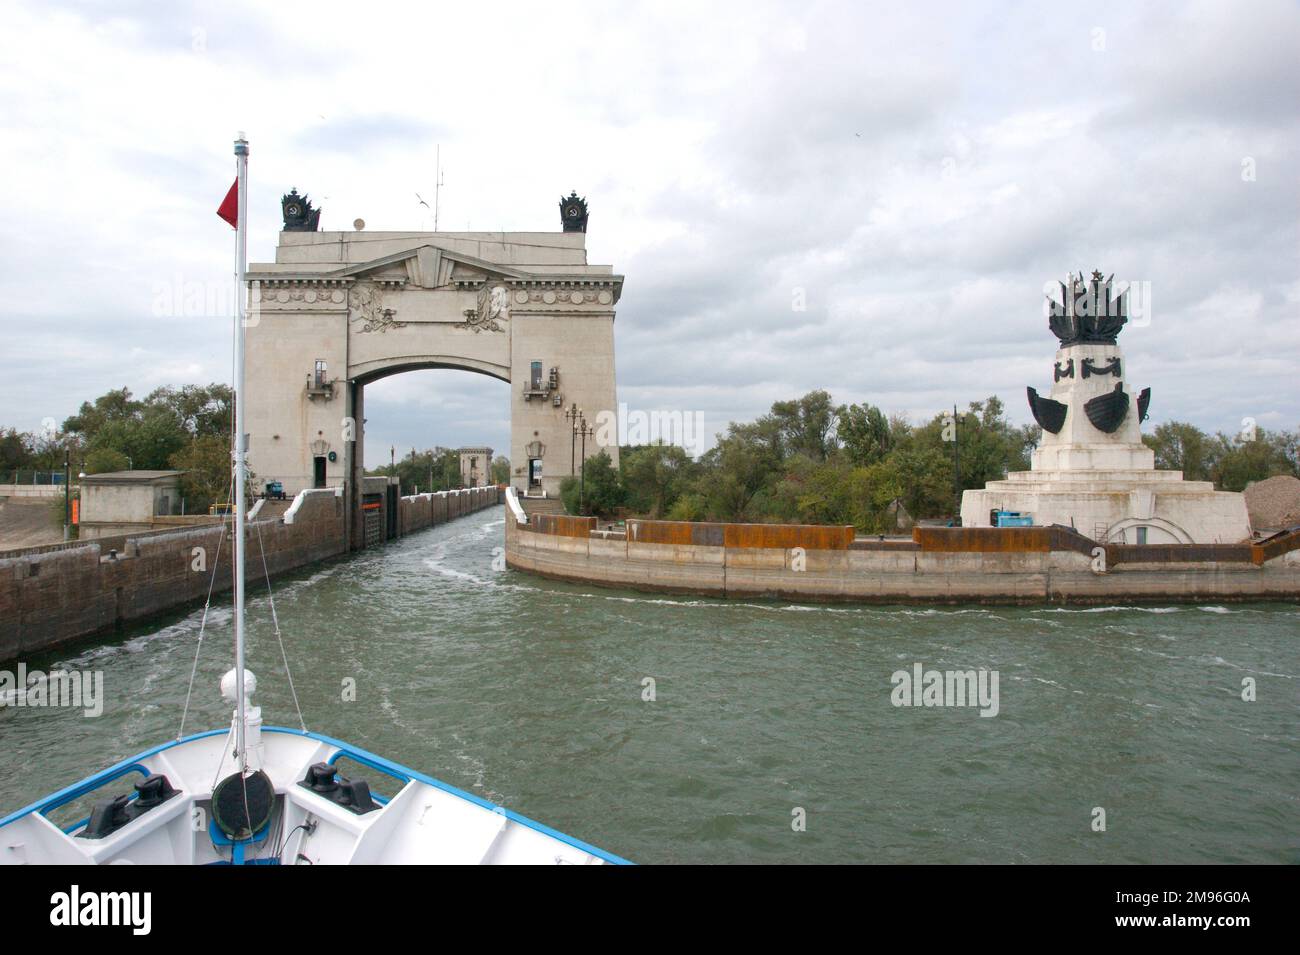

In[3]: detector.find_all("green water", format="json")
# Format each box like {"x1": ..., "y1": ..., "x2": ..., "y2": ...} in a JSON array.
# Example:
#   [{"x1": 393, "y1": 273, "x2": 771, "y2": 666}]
[{"x1": 2, "y1": 506, "x2": 1296, "y2": 863}]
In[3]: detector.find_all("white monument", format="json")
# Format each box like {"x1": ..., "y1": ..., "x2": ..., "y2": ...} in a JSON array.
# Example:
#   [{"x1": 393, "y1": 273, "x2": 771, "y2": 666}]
[{"x1": 960, "y1": 271, "x2": 1250, "y2": 544}]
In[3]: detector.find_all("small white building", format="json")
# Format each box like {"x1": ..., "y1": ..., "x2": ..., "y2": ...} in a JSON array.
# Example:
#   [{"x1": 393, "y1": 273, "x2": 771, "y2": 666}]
[
  {"x1": 79, "y1": 470, "x2": 185, "y2": 539},
  {"x1": 458, "y1": 447, "x2": 494, "y2": 488}
]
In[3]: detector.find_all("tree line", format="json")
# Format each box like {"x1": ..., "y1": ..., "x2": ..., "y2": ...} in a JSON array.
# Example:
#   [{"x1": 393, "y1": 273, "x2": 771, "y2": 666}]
[
  {"x1": 4, "y1": 384, "x2": 1295, "y2": 526},
  {"x1": 561, "y1": 390, "x2": 1300, "y2": 530},
  {"x1": 0, "y1": 383, "x2": 513, "y2": 511},
  {"x1": 2, "y1": 384, "x2": 234, "y2": 510}
]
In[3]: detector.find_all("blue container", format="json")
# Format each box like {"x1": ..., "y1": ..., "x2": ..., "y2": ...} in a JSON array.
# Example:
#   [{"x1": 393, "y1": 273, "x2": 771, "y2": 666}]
[{"x1": 994, "y1": 510, "x2": 1033, "y2": 527}]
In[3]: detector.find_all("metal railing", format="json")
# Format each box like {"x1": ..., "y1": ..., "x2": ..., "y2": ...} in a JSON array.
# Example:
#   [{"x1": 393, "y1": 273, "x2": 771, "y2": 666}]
[{"x1": 2, "y1": 470, "x2": 70, "y2": 485}]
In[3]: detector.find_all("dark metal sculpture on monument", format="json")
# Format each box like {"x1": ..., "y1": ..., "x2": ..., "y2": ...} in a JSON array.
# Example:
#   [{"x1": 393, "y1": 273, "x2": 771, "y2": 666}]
[
  {"x1": 559, "y1": 191, "x2": 588, "y2": 233},
  {"x1": 1084, "y1": 382, "x2": 1130, "y2": 433},
  {"x1": 281, "y1": 188, "x2": 321, "y2": 231},
  {"x1": 1081, "y1": 356, "x2": 1121, "y2": 379},
  {"x1": 1027, "y1": 386, "x2": 1067, "y2": 434},
  {"x1": 1047, "y1": 270, "x2": 1127, "y2": 345}
]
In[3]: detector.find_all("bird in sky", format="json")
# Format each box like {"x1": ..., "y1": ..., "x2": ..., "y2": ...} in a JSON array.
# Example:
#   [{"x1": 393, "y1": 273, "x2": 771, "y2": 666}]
[{"x1": 416, "y1": 193, "x2": 430, "y2": 209}]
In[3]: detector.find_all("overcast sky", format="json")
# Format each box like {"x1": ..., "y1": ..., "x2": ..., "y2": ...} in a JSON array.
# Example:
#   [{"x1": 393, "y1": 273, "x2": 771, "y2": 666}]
[{"x1": 1, "y1": 0, "x2": 1296, "y2": 468}]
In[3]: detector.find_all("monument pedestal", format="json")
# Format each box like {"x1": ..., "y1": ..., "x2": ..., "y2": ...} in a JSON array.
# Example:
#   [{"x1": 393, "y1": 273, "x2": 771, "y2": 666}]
[{"x1": 961, "y1": 469, "x2": 1250, "y2": 544}]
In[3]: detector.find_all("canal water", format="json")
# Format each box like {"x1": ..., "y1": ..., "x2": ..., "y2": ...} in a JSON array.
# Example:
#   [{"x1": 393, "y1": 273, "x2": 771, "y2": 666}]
[{"x1": 1, "y1": 507, "x2": 1296, "y2": 863}]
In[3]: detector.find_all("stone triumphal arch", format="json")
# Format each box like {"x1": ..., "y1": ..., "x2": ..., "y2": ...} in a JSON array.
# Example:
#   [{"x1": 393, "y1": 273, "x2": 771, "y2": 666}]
[{"x1": 244, "y1": 191, "x2": 621, "y2": 543}]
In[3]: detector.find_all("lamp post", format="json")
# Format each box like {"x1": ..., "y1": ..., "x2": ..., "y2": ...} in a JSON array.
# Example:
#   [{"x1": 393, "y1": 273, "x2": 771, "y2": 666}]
[
  {"x1": 63, "y1": 445, "x2": 70, "y2": 541},
  {"x1": 576, "y1": 416, "x2": 594, "y2": 515},
  {"x1": 565, "y1": 403, "x2": 581, "y2": 477},
  {"x1": 952, "y1": 403, "x2": 961, "y2": 523}
]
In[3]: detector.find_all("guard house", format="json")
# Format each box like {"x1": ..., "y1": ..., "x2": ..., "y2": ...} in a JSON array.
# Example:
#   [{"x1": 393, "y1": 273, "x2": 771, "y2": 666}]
[
  {"x1": 458, "y1": 447, "x2": 493, "y2": 488},
  {"x1": 79, "y1": 470, "x2": 186, "y2": 539}
]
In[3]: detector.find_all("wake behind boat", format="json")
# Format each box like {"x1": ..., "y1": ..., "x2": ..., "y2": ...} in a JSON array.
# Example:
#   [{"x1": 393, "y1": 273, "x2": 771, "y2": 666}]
[{"x1": 0, "y1": 134, "x2": 628, "y2": 866}]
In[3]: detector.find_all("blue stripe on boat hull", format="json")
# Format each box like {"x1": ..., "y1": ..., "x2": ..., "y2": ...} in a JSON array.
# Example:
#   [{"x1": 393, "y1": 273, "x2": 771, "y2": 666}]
[{"x1": 0, "y1": 726, "x2": 632, "y2": 865}]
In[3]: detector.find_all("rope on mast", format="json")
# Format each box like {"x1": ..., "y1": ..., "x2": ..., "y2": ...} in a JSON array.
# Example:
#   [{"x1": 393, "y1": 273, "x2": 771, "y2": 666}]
[
  {"x1": 177, "y1": 479, "x2": 233, "y2": 740},
  {"x1": 254, "y1": 519, "x2": 308, "y2": 732}
]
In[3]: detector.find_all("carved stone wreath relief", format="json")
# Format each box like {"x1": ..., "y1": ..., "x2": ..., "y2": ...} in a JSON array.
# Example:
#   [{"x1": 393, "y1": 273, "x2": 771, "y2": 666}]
[
  {"x1": 349, "y1": 281, "x2": 405, "y2": 333},
  {"x1": 458, "y1": 284, "x2": 510, "y2": 333}
]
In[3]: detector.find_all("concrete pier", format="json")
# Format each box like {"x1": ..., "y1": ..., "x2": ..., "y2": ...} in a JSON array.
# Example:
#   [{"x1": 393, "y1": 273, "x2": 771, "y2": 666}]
[{"x1": 504, "y1": 491, "x2": 1300, "y2": 605}]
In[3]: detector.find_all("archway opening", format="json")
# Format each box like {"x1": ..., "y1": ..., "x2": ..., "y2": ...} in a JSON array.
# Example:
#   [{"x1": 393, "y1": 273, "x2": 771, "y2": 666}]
[{"x1": 360, "y1": 367, "x2": 510, "y2": 493}]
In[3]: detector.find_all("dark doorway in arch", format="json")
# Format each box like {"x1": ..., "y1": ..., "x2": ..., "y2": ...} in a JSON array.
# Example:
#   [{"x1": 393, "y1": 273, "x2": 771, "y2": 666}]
[
  {"x1": 313, "y1": 456, "x2": 327, "y2": 488},
  {"x1": 528, "y1": 458, "x2": 543, "y2": 488}
]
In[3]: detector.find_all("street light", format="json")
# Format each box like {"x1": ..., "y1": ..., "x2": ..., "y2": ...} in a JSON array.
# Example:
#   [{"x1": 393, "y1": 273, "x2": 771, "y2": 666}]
[
  {"x1": 63, "y1": 445, "x2": 70, "y2": 541},
  {"x1": 952, "y1": 403, "x2": 961, "y2": 523},
  {"x1": 565, "y1": 403, "x2": 582, "y2": 476},
  {"x1": 576, "y1": 415, "x2": 595, "y2": 515}
]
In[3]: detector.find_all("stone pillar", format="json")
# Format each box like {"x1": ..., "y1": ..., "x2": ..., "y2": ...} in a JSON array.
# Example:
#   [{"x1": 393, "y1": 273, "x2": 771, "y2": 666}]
[
  {"x1": 509, "y1": 286, "x2": 619, "y2": 499},
  {"x1": 1030, "y1": 343, "x2": 1153, "y2": 472}
]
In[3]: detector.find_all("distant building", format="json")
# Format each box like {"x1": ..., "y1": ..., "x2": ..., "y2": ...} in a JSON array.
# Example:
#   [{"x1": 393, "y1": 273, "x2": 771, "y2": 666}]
[
  {"x1": 458, "y1": 447, "x2": 493, "y2": 488},
  {"x1": 79, "y1": 470, "x2": 186, "y2": 539}
]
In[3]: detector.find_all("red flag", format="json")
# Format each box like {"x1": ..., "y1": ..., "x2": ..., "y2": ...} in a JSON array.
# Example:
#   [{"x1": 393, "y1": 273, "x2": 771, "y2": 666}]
[{"x1": 217, "y1": 179, "x2": 238, "y2": 229}]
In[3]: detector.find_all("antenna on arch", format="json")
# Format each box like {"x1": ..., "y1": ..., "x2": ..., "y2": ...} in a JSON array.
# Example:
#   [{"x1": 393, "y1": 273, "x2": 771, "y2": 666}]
[{"x1": 433, "y1": 145, "x2": 444, "y2": 232}]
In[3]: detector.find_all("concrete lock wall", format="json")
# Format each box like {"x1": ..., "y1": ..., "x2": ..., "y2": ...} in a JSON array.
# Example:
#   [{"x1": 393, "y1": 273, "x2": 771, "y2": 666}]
[
  {"x1": 0, "y1": 489, "x2": 346, "y2": 663},
  {"x1": 0, "y1": 484, "x2": 503, "y2": 663},
  {"x1": 0, "y1": 485, "x2": 68, "y2": 498},
  {"x1": 397, "y1": 486, "x2": 500, "y2": 536},
  {"x1": 503, "y1": 498, "x2": 1300, "y2": 605}
]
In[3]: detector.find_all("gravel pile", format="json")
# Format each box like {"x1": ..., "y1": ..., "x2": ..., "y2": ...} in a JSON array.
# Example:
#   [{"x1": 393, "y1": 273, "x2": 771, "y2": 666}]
[{"x1": 1243, "y1": 474, "x2": 1300, "y2": 530}]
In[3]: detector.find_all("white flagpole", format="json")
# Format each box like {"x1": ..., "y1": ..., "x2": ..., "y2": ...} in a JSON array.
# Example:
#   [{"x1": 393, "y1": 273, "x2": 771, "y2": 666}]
[{"x1": 233, "y1": 132, "x2": 249, "y2": 774}]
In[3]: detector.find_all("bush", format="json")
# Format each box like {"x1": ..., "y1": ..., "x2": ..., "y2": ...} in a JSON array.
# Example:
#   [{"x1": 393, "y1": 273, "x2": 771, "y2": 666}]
[
  {"x1": 570, "y1": 450, "x2": 624, "y2": 517},
  {"x1": 559, "y1": 476, "x2": 580, "y2": 515},
  {"x1": 84, "y1": 447, "x2": 130, "y2": 474},
  {"x1": 666, "y1": 492, "x2": 707, "y2": 522}
]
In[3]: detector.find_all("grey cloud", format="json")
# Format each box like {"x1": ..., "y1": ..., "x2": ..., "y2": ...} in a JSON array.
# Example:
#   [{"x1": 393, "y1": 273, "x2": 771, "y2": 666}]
[{"x1": 1, "y1": 0, "x2": 1295, "y2": 465}]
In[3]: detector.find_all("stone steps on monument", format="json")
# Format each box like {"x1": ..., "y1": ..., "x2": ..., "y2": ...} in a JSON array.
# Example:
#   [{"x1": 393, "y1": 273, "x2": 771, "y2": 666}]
[
  {"x1": 1002, "y1": 469, "x2": 1196, "y2": 485},
  {"x1": 520, "y1": 497, "x2": 567, "y2": 520}
]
